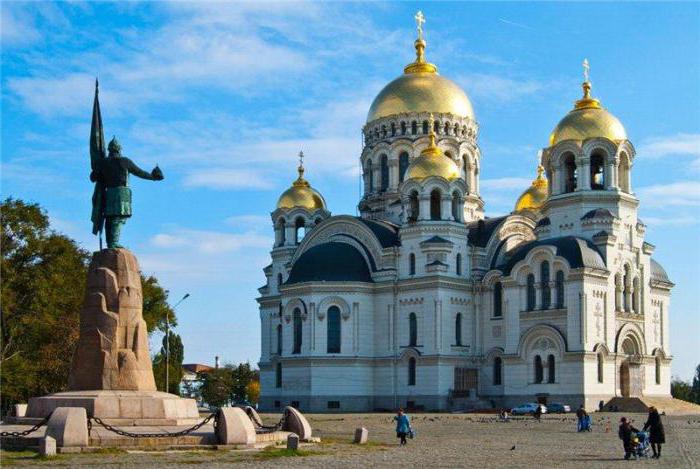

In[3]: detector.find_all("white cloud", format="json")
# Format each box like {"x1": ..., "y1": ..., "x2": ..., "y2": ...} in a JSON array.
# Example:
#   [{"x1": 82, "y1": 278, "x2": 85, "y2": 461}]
[
  {"x1": 151, "y1": 228, "x2": 271, "y2": 254},
  {"x1": 643, "y1": 216, "x2": 698, "y2": 227},
  {"x1": 636, "y1": 181, "x2": 700, "y2": 207},
  {"x1": 456, "y1": 73, "x2": 544, "y2": 103},
  {"x1": 182, "y1": 169, "x2": 274, "y2": 190},
  {"x1": 481, "y1": 177, "x2": 532, "y2": 190},
  {"x1": 224, "y1": 215, "x2": 271, "y2": 230},
  {"x1": 638, "y1": 133, "x2": 700, "y2": 159}
]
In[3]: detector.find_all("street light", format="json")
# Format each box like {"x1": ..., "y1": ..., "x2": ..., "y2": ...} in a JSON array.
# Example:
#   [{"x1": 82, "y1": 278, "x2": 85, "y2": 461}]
[{"x1": 165, "y1": 293, "x2": 190, "y2": 394}]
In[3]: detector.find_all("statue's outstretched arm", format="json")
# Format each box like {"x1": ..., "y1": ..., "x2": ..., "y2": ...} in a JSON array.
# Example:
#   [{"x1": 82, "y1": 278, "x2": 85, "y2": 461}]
[{"x1": 125, "y1": 158, "x2": 164, "y2": 180}]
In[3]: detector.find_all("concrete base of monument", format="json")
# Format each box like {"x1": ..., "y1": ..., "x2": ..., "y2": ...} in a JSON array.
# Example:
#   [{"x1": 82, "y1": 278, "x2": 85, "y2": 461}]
[{"x1": 11, "y1": 390, "x2": 200, "y2": 426}]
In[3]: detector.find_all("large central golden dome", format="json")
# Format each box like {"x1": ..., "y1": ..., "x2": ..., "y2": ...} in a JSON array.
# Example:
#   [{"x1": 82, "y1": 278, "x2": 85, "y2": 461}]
[
  {"x1": 550, "y1": 81, "x2": 626, "y2": 146},
  {"x1": 366, "y1": 35, "x2": 474, "y2": 123}
]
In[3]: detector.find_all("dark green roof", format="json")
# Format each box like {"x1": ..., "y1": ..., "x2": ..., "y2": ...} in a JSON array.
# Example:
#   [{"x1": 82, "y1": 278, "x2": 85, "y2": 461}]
[
  {"x1": 467, "y1": 216, "x2": 507, "y2": 247},
  {"x1": 286, "y1": 242, "x2": 373, "y2": 284},
  {"x1": 499, "y1": 236, "x2": 606, "y2": 275},
  {"x1": 356, "y1": 218, "x2": 400, "y2": 247}
]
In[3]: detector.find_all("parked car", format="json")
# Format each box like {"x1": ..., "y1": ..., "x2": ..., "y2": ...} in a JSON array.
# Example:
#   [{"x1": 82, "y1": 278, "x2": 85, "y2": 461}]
[
  {"x1": 547, "y1": 403, "x2": 571, "y2": 413},
  {"x1": 510, "y1": 403, "x2": 547, "y2": 415}
]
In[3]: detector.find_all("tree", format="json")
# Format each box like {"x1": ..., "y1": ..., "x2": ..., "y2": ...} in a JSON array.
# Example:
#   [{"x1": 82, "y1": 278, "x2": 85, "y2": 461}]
[
  {"x1": 246, "y1": 380, "x2": 260, "y2": 404},
  {"x1": 200, "y1": 366, "x2": 235, "y2": 408},
  {"x1": 671, "y1": 377, "x2": 693, "y2": 402},
  {"x1": 152, "y1": 332, "x2": 185, "y2": 395},
  {"x1": 692, "y1": 364, "x2": 700, "y2": 404},
  {"x1": 231, "y1": 362, "x2": 257, "y2": 403},
  {"x1": 0, "y1": 198, "x2": 178, "y2": 414}
]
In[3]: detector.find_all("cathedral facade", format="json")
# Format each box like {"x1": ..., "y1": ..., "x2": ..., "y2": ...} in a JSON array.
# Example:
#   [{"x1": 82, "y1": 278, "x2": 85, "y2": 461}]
[{"x1": 257, "y1": 21, "x2": 673, "y2": 412}]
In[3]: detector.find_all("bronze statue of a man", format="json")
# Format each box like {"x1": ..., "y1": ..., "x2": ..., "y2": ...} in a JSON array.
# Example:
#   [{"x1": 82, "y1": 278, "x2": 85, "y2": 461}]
[
  {"x1": 89, "y1": 80, "x2": 163, "y2": 249},
  {"x1": 91, "y1": 137, "x2": 163, "y2": 249}
]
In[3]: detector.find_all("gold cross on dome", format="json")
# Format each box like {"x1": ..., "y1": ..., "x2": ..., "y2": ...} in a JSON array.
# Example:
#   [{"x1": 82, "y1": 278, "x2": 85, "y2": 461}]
[
  {"x1": 415, "y1": 11, "x2": 425, "y2": 40},
  {"x1": 298, "y1": 150, "x2": 304, "y2": 167},
  {"x1": 583, "y1": 58, "x2": 590, "y2": 83}
]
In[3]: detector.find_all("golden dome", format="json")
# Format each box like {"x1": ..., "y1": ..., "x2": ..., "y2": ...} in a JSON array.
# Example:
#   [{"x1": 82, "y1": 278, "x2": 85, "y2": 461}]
[
  {"x1": 405, "y1": 115, "x2": 461, "y2": 181},
  {"x1": 515, "y1": 165, "x2": 549, "y2": 212},
  {"x1": 549, "y1": 81, "x2": 626, "y2": 146},
  {"x1": 366, "y1": 35, "x2": 474, "y2": 123},
  {"x1": 277, "y1": 154, "x2": 326, "y2": 211}
]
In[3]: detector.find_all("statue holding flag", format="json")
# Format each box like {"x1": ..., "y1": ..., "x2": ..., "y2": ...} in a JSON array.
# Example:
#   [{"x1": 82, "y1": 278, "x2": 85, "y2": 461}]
[{"x1": 90, "y1": 80, "x2": 163, "y2": 249}]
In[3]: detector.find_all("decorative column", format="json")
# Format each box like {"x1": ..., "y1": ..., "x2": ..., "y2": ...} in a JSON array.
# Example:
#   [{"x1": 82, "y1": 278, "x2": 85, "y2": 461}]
[
  {"x1": 442, "y1": 195, "x2": 452, "y2": 221},
  {"x1": 578, "y1": 157, "x2": 591, "y2": 191},
  {"x1": 418, "y1": 195, "x2": 430, "y2": 221},
  {"x1": 389, "y1": 159, "x2": 400, "y2": 190}
]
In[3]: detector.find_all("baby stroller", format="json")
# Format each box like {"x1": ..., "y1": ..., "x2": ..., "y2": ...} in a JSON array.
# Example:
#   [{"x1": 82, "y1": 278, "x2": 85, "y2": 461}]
[
  {"x1": 632, "y1": 431, "x2": 651, "y2": 459},
  {"x1": 579, "y1": 415, "x2": 592, "y2": 432}
]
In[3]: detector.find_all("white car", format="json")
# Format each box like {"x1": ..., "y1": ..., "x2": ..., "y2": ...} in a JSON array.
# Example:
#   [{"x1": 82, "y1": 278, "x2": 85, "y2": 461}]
[{"x1": 510, "y1": 403, "x2": 547, "y2": 415}]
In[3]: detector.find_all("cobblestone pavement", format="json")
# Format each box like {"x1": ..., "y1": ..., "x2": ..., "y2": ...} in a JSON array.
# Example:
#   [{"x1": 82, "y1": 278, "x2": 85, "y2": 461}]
[{"x1": 1, "y1": 412, "x2": 698, "y2": 467}]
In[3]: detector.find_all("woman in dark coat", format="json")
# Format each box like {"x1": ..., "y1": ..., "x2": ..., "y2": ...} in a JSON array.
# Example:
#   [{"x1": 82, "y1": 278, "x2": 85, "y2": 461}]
[{"x1": 643, "y1": 406, "x2": 665, "y2": 459}]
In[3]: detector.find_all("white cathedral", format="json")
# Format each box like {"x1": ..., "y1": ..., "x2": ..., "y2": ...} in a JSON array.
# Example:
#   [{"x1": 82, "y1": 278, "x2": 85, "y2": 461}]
[{"x1": 257, "y1": 17, "x2": 673, "y2": 412}]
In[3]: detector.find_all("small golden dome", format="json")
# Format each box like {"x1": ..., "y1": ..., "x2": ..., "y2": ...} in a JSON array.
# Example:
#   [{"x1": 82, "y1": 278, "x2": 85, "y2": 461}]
[
  {"x1": 366, "y1": 27, "x2": 474, "y2": 123},
  {"x1": 277, "y1": 153, "x2": 326, "y2": 211},
  {"x1": 515, "y1": 165, "x2": 549, "y2": 212},
  {"x1": 405, "y1": 115, "x2": 461, "y2": 181},
  {"x1": 550, "y1": 80, "x2": 626, "y2": 146}
]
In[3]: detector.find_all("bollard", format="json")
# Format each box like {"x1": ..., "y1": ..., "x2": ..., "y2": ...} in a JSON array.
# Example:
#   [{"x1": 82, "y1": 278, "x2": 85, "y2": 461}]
[
  {"x1": 353, "y1": 427, "x2": 368, "y2": 444},
  {"x1": 39, "y1": 436, "x2": 57, "y2": 457},
  {"x1": 287, "y1": 433, "x2": 299, "y2": 450}
]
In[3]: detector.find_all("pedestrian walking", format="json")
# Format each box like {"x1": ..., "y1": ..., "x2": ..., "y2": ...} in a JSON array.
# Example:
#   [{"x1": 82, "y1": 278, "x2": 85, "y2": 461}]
[
  {"x1": 618, "y1": 417, "x2": 640, "y2": 460},
  {"x1": 533, "y1": 404, "x2": 543, "y2": 421},
  {"x1": 576, "y1": 405, "x2": 588, "y2": 432},
  {"x1": 394, "y1": 408, "x2": 411, "y2": 446},
  {"x1": 643, "y1": 406, "x2": 665, "y2": 459}
]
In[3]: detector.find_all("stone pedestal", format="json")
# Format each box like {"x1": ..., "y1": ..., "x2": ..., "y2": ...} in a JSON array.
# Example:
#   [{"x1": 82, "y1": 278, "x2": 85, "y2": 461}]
[{"x1": 22, "y1": 248, "x2": 198, "y2": 426}]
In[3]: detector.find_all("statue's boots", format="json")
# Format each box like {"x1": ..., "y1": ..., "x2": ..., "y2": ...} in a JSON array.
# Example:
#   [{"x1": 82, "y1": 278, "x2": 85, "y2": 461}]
[{"x1": 106, "y1": 217, "x2": 127, "y2": 249}]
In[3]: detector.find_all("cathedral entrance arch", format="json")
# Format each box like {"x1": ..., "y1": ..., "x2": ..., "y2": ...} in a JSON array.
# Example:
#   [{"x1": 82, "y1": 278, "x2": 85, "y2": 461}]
[{"x1": 619, "y1": 336, "x2": 643, "y2": 397}]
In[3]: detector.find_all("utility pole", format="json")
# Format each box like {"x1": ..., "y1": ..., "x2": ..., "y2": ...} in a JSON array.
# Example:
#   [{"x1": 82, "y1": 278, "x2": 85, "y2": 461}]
[{"x1": 165, "y1": 293, "x2": 190, "y2": 393}]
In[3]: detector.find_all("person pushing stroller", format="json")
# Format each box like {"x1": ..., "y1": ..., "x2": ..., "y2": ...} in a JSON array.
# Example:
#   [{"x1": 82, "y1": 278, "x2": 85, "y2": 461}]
[{"x1": 618, "y1": 417, "x2": 640, "y2": 460}]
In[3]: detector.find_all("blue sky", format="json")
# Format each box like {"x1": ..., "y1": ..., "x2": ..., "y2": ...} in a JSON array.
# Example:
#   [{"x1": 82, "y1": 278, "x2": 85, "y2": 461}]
[{"x1": 2, "y1": 2, "x2": 699, "y2": 380}]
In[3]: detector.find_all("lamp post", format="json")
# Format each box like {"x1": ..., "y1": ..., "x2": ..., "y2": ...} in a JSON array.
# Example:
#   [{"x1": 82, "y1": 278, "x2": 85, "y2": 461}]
[{"x1": 165, "y1": 293, "x2": 190, "y2": 394}]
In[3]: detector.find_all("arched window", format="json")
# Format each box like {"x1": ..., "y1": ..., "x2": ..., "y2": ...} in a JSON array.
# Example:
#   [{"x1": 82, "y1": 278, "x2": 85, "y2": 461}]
[
  {"x1": 619, "y1": 155, "x2": 631, "y2": 192},
  {"x1": 275, "y1": 363, "x2": 282, "y2": 388},
  {"x1": 534, "y1": 355, "x2": 543, "y2": 383},
  {"x1": 380, "y1": 154, "x2": 389, "y2": 191},
  {"x1": 615, "y1": 273, "x2": 623, "y2": 311},
  {"x1": 294, "y1": 218, "x2": 305, "y2": 244},
  {"x1": 367, "y1": 160, "x2": 374, "y2": 192},
  {"x1": 655, "y1": 355, "x2": 661, "y2": 385},
  {"x1": 527, "y1": 274, "x2": 536, "y2": 311},
  {"x1": 451, "y1": 191, "x2": 460, "y2": 221},
  {"x1": 456, "y1": 253, "x2": 462, "y2": 276},
  {"x1": 327, "y1": 306, "x2": 341, "y2": 353},
  {"x1": 632, "y1": 277, "x2": 640, "y2": 314},
  {"x1": 455, "y1": 313, "x2": 462, "y2": 345},
  {"x1": 463, "y1": 157, "x2": 469, "y2": 190},
  {"x1": 276, "y1": 324, "x2": 282, "y2": 355},
  {"x1": 556, "y1": 270, "x2": 565, "y2": 308},
  {"x1": 444, "y1": 122, "x2": 450, "y2": 135},
  {"x1": 399, "y1": 152, "x2": 409, "y2": 182},
  {"x1": 409, "y1": 312, "x2": 417, "y2": 346},
  {"x1": 597, "y1": 352, "x2": 604, "y2": 383},
  {"x1": 409, "y1": 253, "x2": 416, "y2": 276},
  {"x1": 277, "y1": 273, "x2": 283, "y2": 288},
  {"x1": 433, "y1": 119, "x2": 440, "y2": 134},
  {"x1": 292, "y1": 307, "x2": 302, "y2": 354},
  {"x1": 408, "y1": 357, "x2": 416, "y2": 386},
  {"x1": 411, "y1": 121, "x2": 417, "y2": 135},
  {"x1": 408, "y1": 191, "x2": 419, "y2": 222},
  {"x1": 493, "y1": 282, "x2": 503, "y2": 317},
  {"x1": 590, "y1": 153, "x2": 605, "y2": 189},
  {"x1": 493, "y1": 357, "x2": 503, "y2": 385},
  {"x1": 563, "y1": 153, "x2": 577, "y2": 193},
  {"x1": 547, "y1": 354, "x2": 556, "y2": 383},
  {"x1": 277, "y1": 218, "x2": 286, "y2": 246},
  {"x1": 623, "y1": 265, "x2": 631, "y2": 312},
  {"x1": 401, "y1": 121, "x2": 407, "y2": 135},
  {"x1": 391, "y1": 122, "x2": 396, "y2": 136},
  {"x1": 381, "y1": 125, "x2": 387, "y2": 138},
  {"x1": 541, "y1": 261, "x2": 551, "y2": 309},
  {"x1": 430, "y1": 189, "x2": 441, "y2": 220},
  {"x1": 422, "y1": 120, "x2": 429, "y2": 134}
]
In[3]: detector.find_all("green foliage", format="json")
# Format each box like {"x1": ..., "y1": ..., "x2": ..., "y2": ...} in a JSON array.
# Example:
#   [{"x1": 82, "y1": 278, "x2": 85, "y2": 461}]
[
  {"x1": 0, "y1": 197, "x2": 179, "y2": 413},
  {"x1": 199, "y1": 362, "x2": 260, "y2": 407},
  {"x1": 152, "y1": 332, "x2": 185, "y2": 395},
  {"x1": 1, "y1": 198, "x2": 89, "y2": 413},
  {"x1": 671, "y1": 377, "x2": 693, "y2": 402},
  {"x1": 692, "y1": 364, "x2": 700, "y2": 404}
]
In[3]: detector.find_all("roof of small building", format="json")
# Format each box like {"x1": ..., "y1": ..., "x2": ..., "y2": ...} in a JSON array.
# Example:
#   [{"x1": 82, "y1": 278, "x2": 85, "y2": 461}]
[
  {"x1": 421, "y1": 235, "x2": 453, "y2": 245},
  {"x1": 499, "y1": 236, "x2": 607, "y2": 275},
  {"x1": 466, "y1": 216, "x2": 508, "y2": 247},
  {"x1": 581, "y1": 208, "x2": 615, "y2": 220},
  {"x1": 286, "y1": 242, "x2": 373, "y2": 284},
  {"x1": 182, "y1": 364, "x2": 214, "y2": 374}
]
